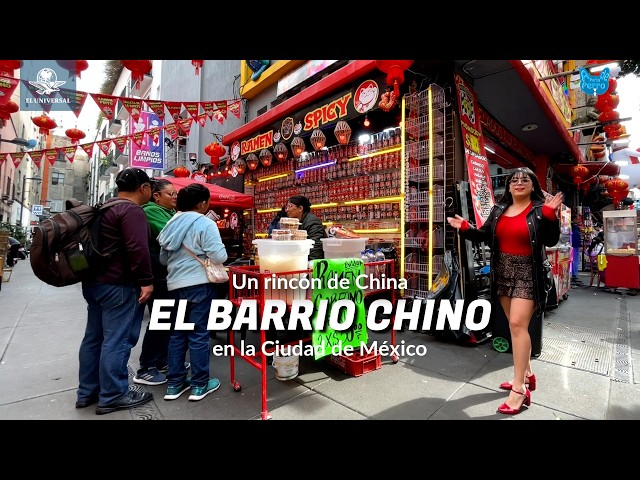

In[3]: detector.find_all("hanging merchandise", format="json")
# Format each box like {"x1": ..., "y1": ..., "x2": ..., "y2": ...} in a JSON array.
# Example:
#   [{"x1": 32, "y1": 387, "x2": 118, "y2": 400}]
[{"x1": 378, "y1": 86, "x2": 398, "y2": 112}]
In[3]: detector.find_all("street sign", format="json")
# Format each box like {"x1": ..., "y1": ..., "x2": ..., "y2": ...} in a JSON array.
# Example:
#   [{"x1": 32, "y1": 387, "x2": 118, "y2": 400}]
[{"x1": 32, "y1": 204, "x2": 43, "y2": 216}]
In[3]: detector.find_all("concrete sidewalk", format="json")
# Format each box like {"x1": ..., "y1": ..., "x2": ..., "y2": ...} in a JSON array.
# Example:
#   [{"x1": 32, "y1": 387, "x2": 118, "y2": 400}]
[{"x1": 1, "y1": 260, "x2": 639, "y2": 420}]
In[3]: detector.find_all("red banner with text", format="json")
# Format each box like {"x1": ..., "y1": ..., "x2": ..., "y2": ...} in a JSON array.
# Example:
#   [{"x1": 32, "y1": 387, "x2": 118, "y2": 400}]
[{"x1": 454, "y1": 74, "x2": 495, "y2": 228}]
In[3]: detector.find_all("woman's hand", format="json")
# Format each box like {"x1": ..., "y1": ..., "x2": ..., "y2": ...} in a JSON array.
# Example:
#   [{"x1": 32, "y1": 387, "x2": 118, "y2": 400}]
[
  {"x1": 545, "y1": 192, "x2": 563, "y2": 214},
  {"x1": 447, "y1": 215, "x2": 466, "y2": 230}
]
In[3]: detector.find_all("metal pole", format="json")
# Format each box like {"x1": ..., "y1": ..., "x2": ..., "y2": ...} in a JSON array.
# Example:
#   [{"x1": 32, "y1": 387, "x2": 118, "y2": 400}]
[{"x1": 19, "y1": 175, "x2": 26, "y2": 226}]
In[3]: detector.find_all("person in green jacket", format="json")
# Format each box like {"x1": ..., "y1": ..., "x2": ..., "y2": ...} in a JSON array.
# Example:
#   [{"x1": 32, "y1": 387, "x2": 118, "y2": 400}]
[
  {"x1": 133, "y1": 179, "x2": 178, "y2": 386},
  {"x1": 285, "y1": 195, "x2": 327, "y2": 260}
]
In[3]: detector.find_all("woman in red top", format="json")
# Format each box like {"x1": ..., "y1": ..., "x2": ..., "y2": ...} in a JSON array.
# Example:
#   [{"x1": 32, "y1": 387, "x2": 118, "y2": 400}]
[{"x1": 447, "y1": 167, "x2": 562, "y2": 415}]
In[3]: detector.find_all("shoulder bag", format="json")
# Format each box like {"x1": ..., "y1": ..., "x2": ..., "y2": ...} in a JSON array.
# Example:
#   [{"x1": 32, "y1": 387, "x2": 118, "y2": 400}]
[{"x1": 182, "y1": 245, "x2": 229, "y2": 283}]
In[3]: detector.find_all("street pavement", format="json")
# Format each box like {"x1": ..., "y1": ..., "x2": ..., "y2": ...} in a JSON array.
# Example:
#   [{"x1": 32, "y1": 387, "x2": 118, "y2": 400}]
[{"x1": 1, "y1": 258, "x2": 639, "y2": 420}]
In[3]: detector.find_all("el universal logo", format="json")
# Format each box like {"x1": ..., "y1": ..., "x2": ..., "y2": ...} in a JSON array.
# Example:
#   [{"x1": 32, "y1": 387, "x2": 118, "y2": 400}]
[{"x1": 21, "y1": 61, "x2": 76, "y2": 111}]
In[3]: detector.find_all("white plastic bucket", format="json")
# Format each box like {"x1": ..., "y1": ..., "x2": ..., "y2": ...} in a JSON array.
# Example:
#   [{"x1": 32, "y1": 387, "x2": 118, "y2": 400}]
[
  {"x1": 321, "y1": 237, "x2": 368, "y2": 259},
  {"x1": 272, "y1": 353, "x2": 300, "y2": 381}
]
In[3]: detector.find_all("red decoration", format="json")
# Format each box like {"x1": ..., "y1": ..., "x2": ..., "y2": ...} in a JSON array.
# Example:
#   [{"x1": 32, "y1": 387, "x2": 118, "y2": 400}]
[
  {"x1": 122, "y1": 60, "x2": 152, "y2": 90},
  {"x1": 598, "y1": 110, "x2": 619, "y2": 123},
  {"x1": 204, "y1": 142, "x2": 226, "y2": 167},
  {"x1": 0, "y1": 100, "x2": 19, "y2": 127},
  {"x1": 571, "y1": 164, "x2": 589, "y2": 186},
  {"x1": 376, "y1": 60, "x2": 414, "y2": 97},
  {"x1": 0, "y1": 60, "x2": 21, "y2": 77},
  {"x1": 56, "y1": 60, "x2": 89, "y2": 78},
  {"x1": 607, "y1": 77, "x2": 617, "y2": 94},
  {"x1": 65, "y1": 127, "x2": 86, "y2": 145},
  {"x1": 235, "y1": 158, "x2": 247, "y2": 175},
  {"x1": 606, "y1": 178, "x2": 629, "y2": 206},
  {"x1": 246, "y1": 153, "x2": 259, "y2": 171},
  {"x1": 31, "y1": 113, "x2": 57, "y2": 136},
  {"x1": 192, "y1": 60, "x2": 204, "y2": 75},
  {"x1": 173, "y1": 166, "x2": 190, "y2": 178}
]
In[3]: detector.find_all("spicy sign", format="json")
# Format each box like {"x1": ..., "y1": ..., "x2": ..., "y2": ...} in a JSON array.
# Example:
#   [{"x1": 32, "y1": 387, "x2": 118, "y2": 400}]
[{"x1": 303, "y1": 92, "x2": 352, "y2": 131}]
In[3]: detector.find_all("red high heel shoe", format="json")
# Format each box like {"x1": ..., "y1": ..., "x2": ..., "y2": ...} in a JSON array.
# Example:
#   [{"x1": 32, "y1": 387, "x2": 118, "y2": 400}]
[
  {"x1": 499, "y1": 373, "x2": 536, "y2": 391},
  {"x1": 497, "y1": 388, "x2": 531, "y2": 415}
]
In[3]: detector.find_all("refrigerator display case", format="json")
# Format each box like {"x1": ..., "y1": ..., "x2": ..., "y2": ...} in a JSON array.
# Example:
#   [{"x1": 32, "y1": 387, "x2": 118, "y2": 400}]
[
  {"x1": 602, "y1": 210, "x2": 640, "y2": 290},
  {"x1": 603, "y1": 210, "x2": 638, "y2": 256}
]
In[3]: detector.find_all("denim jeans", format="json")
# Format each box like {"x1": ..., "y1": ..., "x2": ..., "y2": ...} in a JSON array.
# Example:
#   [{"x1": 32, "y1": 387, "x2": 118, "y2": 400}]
[
  {"x1": 138, "y1": 279, "x2": 174, "y2": 373},
  {"x1": 167, "y1": 282, "x2": 217, "y2": 388},
  {"x1": 79, "y1": 281, "x2": 145, "y2": 405}
]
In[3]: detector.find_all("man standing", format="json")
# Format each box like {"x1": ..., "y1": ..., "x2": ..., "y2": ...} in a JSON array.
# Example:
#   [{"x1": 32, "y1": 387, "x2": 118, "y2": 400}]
[{"x1": 75, "y1": 168, "x2": 155, "y2": 415}]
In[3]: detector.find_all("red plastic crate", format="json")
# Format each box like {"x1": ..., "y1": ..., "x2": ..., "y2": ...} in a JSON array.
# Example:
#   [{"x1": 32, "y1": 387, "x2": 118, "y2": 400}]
[{"x1": 326, "y1": 350, "x2": 382, "y2": 377}]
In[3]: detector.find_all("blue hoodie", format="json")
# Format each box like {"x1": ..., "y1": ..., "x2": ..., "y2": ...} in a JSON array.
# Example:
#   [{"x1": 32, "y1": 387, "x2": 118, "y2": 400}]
[{"x1": 158, "y1": 211, "x2": 228, "y2": 291}]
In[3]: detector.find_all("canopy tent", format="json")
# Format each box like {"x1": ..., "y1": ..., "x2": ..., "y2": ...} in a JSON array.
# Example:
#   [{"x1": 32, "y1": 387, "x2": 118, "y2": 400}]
[{"x1": 165, "y1": 177, "x2": 254, "y2": 210}]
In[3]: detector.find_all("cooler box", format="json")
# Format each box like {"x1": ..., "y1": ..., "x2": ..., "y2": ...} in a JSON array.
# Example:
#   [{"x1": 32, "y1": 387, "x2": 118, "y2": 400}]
[
  {"x1": 252, "y1": 239, "x2": 315, "y2": 303},
  {"x1": 321, "y1": 237, "x2": 368, "y2": 259}
]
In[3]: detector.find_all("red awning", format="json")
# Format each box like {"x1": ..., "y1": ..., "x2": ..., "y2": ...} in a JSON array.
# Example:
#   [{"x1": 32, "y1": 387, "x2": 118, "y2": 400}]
[{"x1": 166, "y1": 177, "x2": 254, "y2": 210}]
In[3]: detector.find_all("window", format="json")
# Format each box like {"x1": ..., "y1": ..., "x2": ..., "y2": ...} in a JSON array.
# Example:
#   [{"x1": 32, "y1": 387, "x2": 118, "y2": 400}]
[
  {"x1": 52, "y1": 172, "x2": 65, "y2": 186},
  {"x1": 49, "y1": 200, "x2": 63, "y2": 213}
]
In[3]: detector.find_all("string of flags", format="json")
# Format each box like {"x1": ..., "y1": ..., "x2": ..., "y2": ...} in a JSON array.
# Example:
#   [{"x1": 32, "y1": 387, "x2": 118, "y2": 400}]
[{"x1": 0, "y1": 75, "x2": 242, "y2": 169}]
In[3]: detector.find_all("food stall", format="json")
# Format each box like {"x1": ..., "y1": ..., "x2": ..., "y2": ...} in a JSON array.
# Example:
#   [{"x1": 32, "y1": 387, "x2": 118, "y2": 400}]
[{"x1": 602, "y1": 210, "x2": 640, "y2": 290}]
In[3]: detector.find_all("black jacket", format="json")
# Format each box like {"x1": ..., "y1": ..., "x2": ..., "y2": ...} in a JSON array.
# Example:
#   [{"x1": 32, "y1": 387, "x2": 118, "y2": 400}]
[
  {"x1": 459, "y1": 199, "x2": 560, "y2": 314},
  {"x1": 300, "y1": 211, "x2": 327, "y2": 260}
]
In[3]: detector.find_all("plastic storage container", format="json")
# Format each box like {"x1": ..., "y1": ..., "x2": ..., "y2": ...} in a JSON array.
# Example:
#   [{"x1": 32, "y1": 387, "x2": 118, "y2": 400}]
[
  {"x1": 321, "y1": 237, "x2": 369, "y2": 259},
  {"x1": 252, "y1": 239, "x2": 315, "y2": 303},
  {"x1": 278, "y1": 217, "x2": 300, "y2": 231}
]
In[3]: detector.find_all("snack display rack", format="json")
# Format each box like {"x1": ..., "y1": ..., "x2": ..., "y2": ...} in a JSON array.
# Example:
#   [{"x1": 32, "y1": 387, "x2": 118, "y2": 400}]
[{"x1": 227, "y1": 259, "x2": 396, "y2": 420}]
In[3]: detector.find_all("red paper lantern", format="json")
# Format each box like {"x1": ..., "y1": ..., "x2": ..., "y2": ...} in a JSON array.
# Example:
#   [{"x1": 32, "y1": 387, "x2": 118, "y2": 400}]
[
  {"x1": 607, "y1": 78, "x2": 617, "y2": 94},
  {"x1": 571, "y1": 164, "x2": 589, "y2": 186},
  {"x1": 122, "y1": 60, "x2": 152, "y2": 90},
  {"x1": 598, "y1": 110, "x2": 619, "y2": 123},
  {"x1": 56, "y1": 60, "x2": 89, "y2": 79},
  {"x1": 0, "y1": 60, "x2": 21, "y2": 77},
  {"x1": 192, "y1": 60, "x2": 203, "y2": 76},
  {"x1": 173, "y1": 165, "x2": 190, "y2": 178},
  {"x1": 65, "y1": 127, "x2": 86, "y2": 145},
  {"x1": 595, "y1": 93, "x2": 619, "y2": 113},
  {"x1": 31, "y1": 113, "x2": 57, "y2": 136},
  {"x1": 204, "y1": 142, "x2": 226, "y2": 166},
  {"x1": 606, "y1": 178, "x2": 629, "y2": 205},
  {"x1": 376, "y1": 60, "x2": 414, "y2": 97},
  {"x1": 0, "y1": 100, "x2": 19, "y2": 126}
]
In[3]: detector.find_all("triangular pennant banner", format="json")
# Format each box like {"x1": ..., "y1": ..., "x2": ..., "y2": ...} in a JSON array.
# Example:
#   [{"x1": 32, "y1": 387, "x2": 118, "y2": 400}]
[
  {"x1": 164, "y1": 124, "x2": 178, "y2": 140},
  {"x1": 183, "y1": 102, "x2": 200, "y2": 122},
  {"x1": 20, "y1": 80, "x2": 53, "y2": 113},
  {"x1": 45, "y1": 149, "x2": 59, "y2": 166},
  {"x1": 28, "y1": 150, "x2": 42, "y2": 168},
  {"x1": 121, "y1": 97, "x2": 143, "y2": 123},
  {"x1": 90, "y1": 93, "x2": 118, "y2": 121},
  {"x1": 132, "y1": 131, "x2": 145, "y2": 148},
  {"x1": 178, "y1": 117, "x2": 193, "y2": 137},
  {"x1": 63, "y1": 145, "x2": 77, "y2": 163},
  {"x1": 228, "y1": 100, "x2": 241, "y2": 119},
  {"x1": 164, "y1": 101, "x2": 182, "y2": 122},
  {"x1": 201, "y1": 101, "x2": 215, "y2": 120},
  {"x1": 145, "y1": 100, "x2": 165, "y2": 122},
  {"x1": 147, "y1": 127, "x2": 162, "y2": 148},
  {"x1": 58, "y1": 88, "x2": 88, "y2": 118},
  {"x1": 213, "y1": 101, "x2": 228, "y2": 124},
  {"x1": 79, "y1": 142, "x2": 95, "y2": 157},
  {"x1": 197, "y1": 113, "x2": 207, "y2": 128},
  {"x1": 97, "y1": 139, "x2": 112, "y2": 155},
  {"x1": 112, "y1": 136, "x2": 128, "y2": 154},
  {"x1": 0, "y1": 153, "x2": 9, "y2": 165},
  {"x1": 12, "y1": 151, "x2": 26, "y2": 168},
  {"x1": 0, "y1": 75, "x2": 20, "y2": 108}
]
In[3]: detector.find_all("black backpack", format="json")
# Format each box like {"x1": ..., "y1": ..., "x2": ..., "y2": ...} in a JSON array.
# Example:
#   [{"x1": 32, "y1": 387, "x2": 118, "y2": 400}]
[{"x1": 30, "y1": 198, "x2": 129, "y2": 287}]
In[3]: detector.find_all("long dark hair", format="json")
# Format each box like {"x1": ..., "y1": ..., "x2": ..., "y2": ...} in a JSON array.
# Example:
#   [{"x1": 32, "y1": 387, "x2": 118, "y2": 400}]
[
  {"x1": 497, "y1": 167, "x2": 545, "y2": 204},
  {"x1": 176, "y1": 183, "x2": 210, "y2": 211}
]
